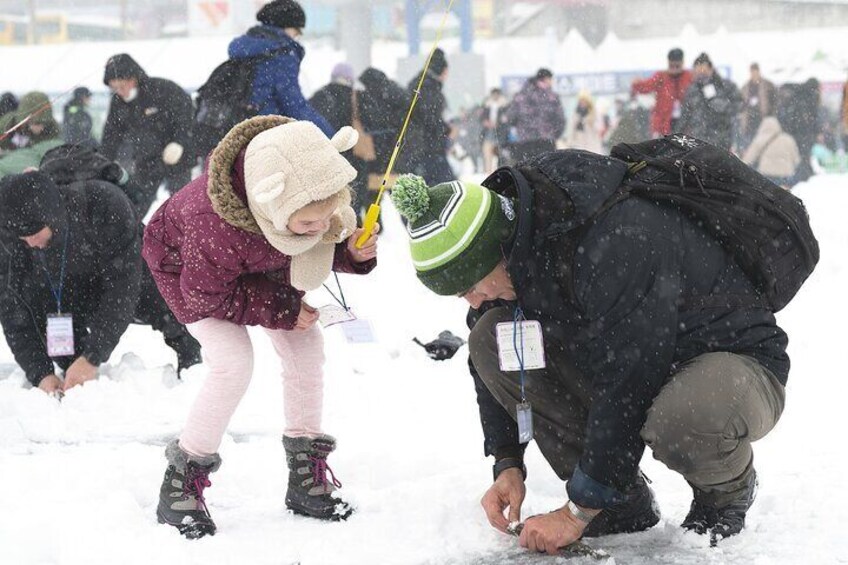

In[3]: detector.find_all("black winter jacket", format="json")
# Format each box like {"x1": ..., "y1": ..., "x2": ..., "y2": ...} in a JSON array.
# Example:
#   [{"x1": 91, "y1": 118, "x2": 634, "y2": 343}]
[
  {"x1": 679, "y1": 73, "x2": 743, "y2": 150},
  {"x1": 406, "y1": 71, "x2": 449, "y2": 158},
  {"x1": 101, "y1": 66, "x2": 193, "y2": 175},
  {"x1": 470, "y1": 150, "x2": 789, "y2": 507},
  {"x1": 0, "y1": 181, "x2": 141, "y2": 386},
  {"x1": 62, "y1": 102, "x2": 95, "y2": 147},
  {"x1": 359, "y1": 68, "x2": 410, "y2": 171},
  {"x1": 309, "y1": 83, "x2": 354, "y2": 134}
]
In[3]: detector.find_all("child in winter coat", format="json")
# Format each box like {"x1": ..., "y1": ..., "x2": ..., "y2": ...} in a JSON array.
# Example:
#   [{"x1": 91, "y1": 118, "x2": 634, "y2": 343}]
[{"x1": 142, "y1": 115, "x2": 378, "y2": 538}]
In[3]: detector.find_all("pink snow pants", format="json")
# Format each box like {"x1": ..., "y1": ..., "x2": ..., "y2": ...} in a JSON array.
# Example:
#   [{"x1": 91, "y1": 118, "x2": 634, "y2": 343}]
[{"x1": 178, "y1": 317, "x2": 325, "y2": 457}]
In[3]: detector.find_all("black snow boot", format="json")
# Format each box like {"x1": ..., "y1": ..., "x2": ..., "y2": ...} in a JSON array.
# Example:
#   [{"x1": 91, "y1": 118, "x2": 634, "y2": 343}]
[
  {"x1": 283, "y1": 434, "x2": 354, "y2": 521},
  {"x1": 681, "y1": 466, "x2": 758, "y2": 546},
  {"x1": 582, "y1": 471, "x2": 661, "y2": 538},
  {"x1": 165, "y1": 334, "x2": 202, "y2": 377},
  {"x1": 156, "y1": 440, "x2": 221, "y2": 539}
]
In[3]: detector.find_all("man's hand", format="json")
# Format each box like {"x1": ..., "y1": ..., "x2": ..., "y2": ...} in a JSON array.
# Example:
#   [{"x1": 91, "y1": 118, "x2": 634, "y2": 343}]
[
  {"x1": 481, "y1": 467, "x2": 526, "y2": 533},
  {"x1": 63, "y1": 357, "x2": 98, "y2": 391},
  {"x1": 295, "y1": 301, "x2": 319, "y2": 330},
  {"x1": 37, "y1": 374, "x2": 64, "y2": 395},
  {"x1": 518, "y1": 505, "x2": 596, "y2": 555},
  {"x1": 347, "y1": 224, "x2": 379, "y2": 263}
]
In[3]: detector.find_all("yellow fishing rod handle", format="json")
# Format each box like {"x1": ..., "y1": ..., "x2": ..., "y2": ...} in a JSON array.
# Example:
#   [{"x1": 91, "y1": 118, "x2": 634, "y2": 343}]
[{"x1": 355, "y1": 203, "x2": 381, "y2": 248}]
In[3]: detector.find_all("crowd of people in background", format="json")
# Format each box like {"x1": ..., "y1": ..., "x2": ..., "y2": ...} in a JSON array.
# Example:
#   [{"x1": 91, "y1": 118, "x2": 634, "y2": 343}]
[
  {"x1": 2, "y1": 43, "x2": 846, "y2": 215},
  {"x1": 0, "y1": 1, "x2": 846, "y2": 395},
  {"x1": 450, "y1": 49, "x2": 848, "y2": 188}
]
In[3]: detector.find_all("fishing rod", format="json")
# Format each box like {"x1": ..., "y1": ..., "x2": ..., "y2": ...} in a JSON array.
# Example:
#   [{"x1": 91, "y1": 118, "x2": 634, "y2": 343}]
[{"x1": 355, "y1": 0, "x2": 457, "y2": 248}]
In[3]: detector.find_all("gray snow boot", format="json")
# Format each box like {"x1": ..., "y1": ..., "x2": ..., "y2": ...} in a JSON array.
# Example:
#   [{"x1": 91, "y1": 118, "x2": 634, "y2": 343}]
[
  {"x1": 156, "y1": 440, "x2": 221, "y2": 539},
  {"x1": 283, "y1": 434, "x2": 354, "y2": 521}
]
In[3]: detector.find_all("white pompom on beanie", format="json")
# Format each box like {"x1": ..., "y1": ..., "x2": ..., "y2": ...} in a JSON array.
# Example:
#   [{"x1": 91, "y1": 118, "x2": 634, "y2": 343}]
[{"x1": 244, "y1": 121, "x2": 359, "y2": 291}]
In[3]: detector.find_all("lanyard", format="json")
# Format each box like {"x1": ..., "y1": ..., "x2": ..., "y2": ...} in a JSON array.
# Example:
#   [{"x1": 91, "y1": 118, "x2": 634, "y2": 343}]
[
  {"x1": 36, "y1": 230, "x2": 69, "y2": 313},
  {"x1": 322, "y1": 272, "x2": 349, "y2": 310},
  {"x1": 513, "y1": 306, "x2": 527, "y2": 402}
]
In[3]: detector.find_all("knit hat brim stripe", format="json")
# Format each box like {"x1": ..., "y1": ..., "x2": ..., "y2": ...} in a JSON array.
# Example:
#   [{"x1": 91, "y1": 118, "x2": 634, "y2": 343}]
[
  {"x1": 411, "y1": 184, "x2": 491, "y2": 270},
  {"x1": 408, "y1": 181, "x2": 465, "y2": 240}
]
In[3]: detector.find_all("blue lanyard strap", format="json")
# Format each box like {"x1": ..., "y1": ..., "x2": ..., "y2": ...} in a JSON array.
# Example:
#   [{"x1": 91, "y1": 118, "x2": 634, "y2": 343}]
[
  {"x1": 36, "y1": 230, "x2": 69, "y2": 313},
  {"x1": 513, "y1": 306, "x2": 526, "y2": 402}
]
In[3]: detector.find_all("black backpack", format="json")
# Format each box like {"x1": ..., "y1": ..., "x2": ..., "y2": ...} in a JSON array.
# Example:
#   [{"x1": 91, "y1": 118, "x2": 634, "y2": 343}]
[
  {"x1": 39, "y1": 144, "x2": 128, "y2": 187},
  {"x1": 604, "y1": 134, "x2": 818, "y2": 312},
  {"x1": 193, "y1": 50, "x2": 286, "y2": 160}
]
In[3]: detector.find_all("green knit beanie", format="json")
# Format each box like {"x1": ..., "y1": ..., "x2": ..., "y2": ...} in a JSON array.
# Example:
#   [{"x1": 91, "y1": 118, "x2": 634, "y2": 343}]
[{"x1": 392, "y1": 174, "x2": 516, "y2": 296}]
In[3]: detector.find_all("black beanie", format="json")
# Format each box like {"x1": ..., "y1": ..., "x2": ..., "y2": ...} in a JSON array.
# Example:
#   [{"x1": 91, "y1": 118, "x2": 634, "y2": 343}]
[
  {"x1": 693, "y1": 52, "x2": 713, "y2": 67},
  {"x1": 103, "y1": 53, "x2": 147, "y2": 86},
  {"x1": 667, "y1": 48, "x2": 684, "y2": 62},
  {"x1": 257, "y1": 0, "x2": 306, "y2": 29},
  {"x1": 0, "y1": 172, "x2": 64, "y2": 237},
  {"x1": 429, "y1": 48, "x2": 448, "y2": 75},
  {"x1": 535, "y1": 68, "x2": 553, "y2": 80}
]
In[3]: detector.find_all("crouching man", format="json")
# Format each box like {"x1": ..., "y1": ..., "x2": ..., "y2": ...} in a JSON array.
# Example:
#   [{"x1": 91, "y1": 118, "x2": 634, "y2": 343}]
[
  {"x1": 390, "y1": 146, "x2": 802, "y2": 552},
  {"x1": 0, "y1": 171, "x2": 200, "y2": 394}
]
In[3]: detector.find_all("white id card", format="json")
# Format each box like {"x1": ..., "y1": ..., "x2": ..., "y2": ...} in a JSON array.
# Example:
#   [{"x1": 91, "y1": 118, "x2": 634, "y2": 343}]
[
  {"x1": 496, "y1": 320, "x2": 546, "y2": 372},
  {"x1": 318, "y1": 304, "x2": 357, "y2": 328},
  {"x1": 701, "y1": 83, "x2": 717, "y2": 99},
  {"x1": 341, "y1": 319, "x2": 376, "y2": 344},
  {"x1": 46, "y1": 314, "x2": 74, "y2": 357},
  {"x1": 517, "y1": 401, "x2": 534, "y2": 443}
]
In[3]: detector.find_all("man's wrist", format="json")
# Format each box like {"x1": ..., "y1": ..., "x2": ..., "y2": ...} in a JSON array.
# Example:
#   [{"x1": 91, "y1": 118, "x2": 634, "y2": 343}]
[
  {"x1": 566, "y1": 500, "x2": 600, "y2": 524},
  {"x1": 493, "y1": 457, "x2": 527, "y2": 482}
]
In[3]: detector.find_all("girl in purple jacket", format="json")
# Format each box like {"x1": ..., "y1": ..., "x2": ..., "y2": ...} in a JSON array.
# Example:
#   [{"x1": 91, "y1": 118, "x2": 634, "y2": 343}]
[{"x1": 143, "y1": 116, "x2": 377, "y2": 538}]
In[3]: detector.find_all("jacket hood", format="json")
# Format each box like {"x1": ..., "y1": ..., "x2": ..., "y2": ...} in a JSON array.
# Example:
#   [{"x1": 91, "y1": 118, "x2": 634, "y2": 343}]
[
  {"x1": 228, "y1": 25, "x2": 303, "y2": 61},
  {"x1": 39, "y1": 144, "x2": 128, "y2": 187},
  {"x1": 482, "y1": 150, "x2": 629, "y2": 294},
  {"x1": 206, "y1": 115, "x2": 295, "y2": 233},
  {"x1": 359, "y1": 67, "x2": 389, "y2": 90},
  {"x1": 103, "y1": 53, "x2": 149, "y2": 85},
  {"x1": 13, "y1": 91, "x2": 59, "y2": 131}
]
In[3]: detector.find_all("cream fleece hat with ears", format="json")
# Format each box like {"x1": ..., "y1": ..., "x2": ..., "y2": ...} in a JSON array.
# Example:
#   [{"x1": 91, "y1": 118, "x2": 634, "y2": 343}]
[{"x1": 244, "y1": 120, "x2": 359, "y2": 291}]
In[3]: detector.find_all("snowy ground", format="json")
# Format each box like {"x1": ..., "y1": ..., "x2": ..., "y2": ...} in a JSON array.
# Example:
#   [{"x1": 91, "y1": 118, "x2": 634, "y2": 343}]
[{"x1": 1, "y1": 176, "x2": 846, "y2": 565}]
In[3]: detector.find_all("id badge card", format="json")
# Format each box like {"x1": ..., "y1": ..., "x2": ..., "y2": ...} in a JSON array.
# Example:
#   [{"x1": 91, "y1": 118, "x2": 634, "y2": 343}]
[
  {"x1": 702, "y1": 83, "x2": 717, "y2": 99},
  {"x1": 318, "y1": 304, "x2": 357, "y2": 328},
  {"x1": 46, "y1": 313, "x2": 74, "y2": 357},
  {"x1": 495, "y1": 320, "x2": 546, "y2": 372},
  {"x1": 340, "y1": 319, "x2": 376, "y2": 344},
  {"x1": 517, "y1": 401, "x2": 534, "y2": 443}
]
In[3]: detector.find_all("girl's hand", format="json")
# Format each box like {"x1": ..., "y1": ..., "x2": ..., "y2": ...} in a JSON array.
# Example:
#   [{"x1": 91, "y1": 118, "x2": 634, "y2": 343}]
[
  {"x1": 347, "y1": 223, "x2": 380, "y2": 263},
  {"x1": 295, "y1": 301, "x2": 319, "y2": 330}
]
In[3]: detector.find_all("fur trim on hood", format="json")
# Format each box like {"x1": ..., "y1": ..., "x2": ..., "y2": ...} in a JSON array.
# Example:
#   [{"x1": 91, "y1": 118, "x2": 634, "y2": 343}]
[{"x1": 206, "y1": 114, "x2": 294, "y2": 234}]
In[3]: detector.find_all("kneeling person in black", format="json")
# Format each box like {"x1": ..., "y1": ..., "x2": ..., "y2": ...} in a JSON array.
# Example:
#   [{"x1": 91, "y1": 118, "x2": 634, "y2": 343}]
[
  {"x1": 391, "y1": 151, "x2": 804, "y2": 553},
  {"x1": 0, "y1": 171, "x2": 200, "y2": 395}
]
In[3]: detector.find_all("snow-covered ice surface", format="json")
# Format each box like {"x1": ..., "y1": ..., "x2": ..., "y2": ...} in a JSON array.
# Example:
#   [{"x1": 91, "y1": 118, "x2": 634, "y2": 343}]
[{"x1": 1, "y1": 178, "x2": 846, "y2": 565}]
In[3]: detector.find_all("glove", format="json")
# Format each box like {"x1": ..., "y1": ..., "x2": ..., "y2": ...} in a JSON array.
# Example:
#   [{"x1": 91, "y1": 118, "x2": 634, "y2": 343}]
[
  {"x1": 162, "y1": 142, "x2": 184, "y2": 165},
  {"x1": 413, "y1": 330, "x2": 466, "y2": 361}
]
